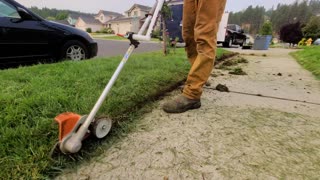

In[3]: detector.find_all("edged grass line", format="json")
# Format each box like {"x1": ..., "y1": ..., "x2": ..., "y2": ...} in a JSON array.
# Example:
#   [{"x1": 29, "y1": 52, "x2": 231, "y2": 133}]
[
  {"x1": 214, "y1": 51, "x2": 240, "y2": 66},
  {"x1": 290, "y1": 46, "x2": 320, "y2": 80},
  {"x1": 0, "y1": 48, "x2": 230, "y2": 179}
]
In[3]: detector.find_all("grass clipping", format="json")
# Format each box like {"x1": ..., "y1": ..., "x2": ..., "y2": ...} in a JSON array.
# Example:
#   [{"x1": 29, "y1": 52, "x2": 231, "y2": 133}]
[{"x1": 0, "y1": 48, "x2": 229, "y2": 179}]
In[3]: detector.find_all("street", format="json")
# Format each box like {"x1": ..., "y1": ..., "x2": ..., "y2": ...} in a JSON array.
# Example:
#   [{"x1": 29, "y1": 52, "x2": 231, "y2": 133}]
[{"x1": 95, "y1": 39, "x2": 162, "y2": 58}]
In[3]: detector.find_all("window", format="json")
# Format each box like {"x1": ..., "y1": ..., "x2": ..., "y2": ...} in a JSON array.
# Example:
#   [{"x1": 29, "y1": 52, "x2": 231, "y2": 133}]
[
  {"x1": 133, "y1": 11, "x2": 138, "y2": 16},
  {"x1": 0, "y1": 0, "x2": 20, "y2": 18}
]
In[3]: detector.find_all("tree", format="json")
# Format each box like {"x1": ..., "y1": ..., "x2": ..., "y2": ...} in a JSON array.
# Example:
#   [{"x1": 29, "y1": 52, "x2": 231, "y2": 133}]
[
  {"x1": 280, "y1": 22, "x2": 303, "y2": 47},
  {"x1": 229, "y1": 5, "x2": 266, "y2": 34},
  {"x1": 260, "y1": 21, "x2": 273, "y2": 35},
  {"x1": 56, "y1": 12, "x2": 68, "y2": 20},
  {"x1": 303, "y1": 16, "x2": 320, "y2": 40},
  {"x1": 160, "y1": 1, "x2": 172, "y2": 56}
]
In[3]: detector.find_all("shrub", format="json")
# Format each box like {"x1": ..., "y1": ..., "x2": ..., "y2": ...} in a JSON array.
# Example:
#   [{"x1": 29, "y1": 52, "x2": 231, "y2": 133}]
[
  {"x1": 151, "y1": 29, "x2": 161, "y2": 38},
  {"x1": 101, "y1": 28, "x2": 114, "y2": 34},
  {"x1": 86, "y1": 28, "x2": 92, "y2": 33},
  {"x1": 280, "y1": 22, "x2": 303, "y2": 46},
  {"x1": 260, "y1": 21, "x2": 273, "y2": 35}
]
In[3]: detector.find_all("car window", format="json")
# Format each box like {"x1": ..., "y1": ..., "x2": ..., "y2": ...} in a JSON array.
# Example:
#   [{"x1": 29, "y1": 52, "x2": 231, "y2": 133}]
[
  {"x1": 0, "y1": 0, "x2": 20, "y2": 18},
  {"x1": 227, "y1": 24, "x2": 236, "y2": 31},
  {"x1": 235, "y1": 25, "x2": 240, "y2": 32}
]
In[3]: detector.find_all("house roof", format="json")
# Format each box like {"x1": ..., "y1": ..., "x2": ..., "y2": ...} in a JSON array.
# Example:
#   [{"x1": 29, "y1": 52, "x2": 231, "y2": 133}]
[
  {"x1": 79, "y1": 16, "x2": 101, "y2": 25},
  {"x1": 69, "y1": 12, "x2": 93, "y2": 19},
  {"x1": 53, "y1": 19, "x2": 70, "y2": 25},
  {"x1": 96, "y1": 10, "x2": 123, "y2": 17},
  {"x1": 108, "y1": 17, "x2": 135, "y2": 23},
  {"x1": 125, "y1": 4, "x2": 152, "y2": 13}
]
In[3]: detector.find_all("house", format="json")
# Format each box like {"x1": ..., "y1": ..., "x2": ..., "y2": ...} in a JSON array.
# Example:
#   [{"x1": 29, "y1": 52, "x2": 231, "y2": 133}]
[
  {"x1": 68, "y1": 12, "x2": 94, "y2": 26},
  {"x1": 108, "y1": 4, "x2": 152, "y2": 34},
  {"x1": 74, "y1": 10, "x2": 123, "y2": 32},
  {"x1": 75, "y1": 16, "x2": 102, "y2": 32},
  {"x1": 72, "y1": 4, "x2": 155, "y2": 34},
  {"x1": 67, "y1": 13, "x2": 79, "y2": 26},
  {"x1": 94, "y1": 10, "x2": 124, "y2": 25}
]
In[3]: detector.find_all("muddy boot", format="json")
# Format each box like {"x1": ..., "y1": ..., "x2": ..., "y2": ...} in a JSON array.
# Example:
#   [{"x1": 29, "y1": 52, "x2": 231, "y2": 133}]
[{"x1": 163, "y1": 95, "x2": 201, "y2": 113}]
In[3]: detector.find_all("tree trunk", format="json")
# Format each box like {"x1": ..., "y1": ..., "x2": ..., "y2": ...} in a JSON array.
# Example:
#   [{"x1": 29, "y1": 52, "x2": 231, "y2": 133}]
[{"x1": 162, "y1": 15, "x2": 168, "y2": 56}]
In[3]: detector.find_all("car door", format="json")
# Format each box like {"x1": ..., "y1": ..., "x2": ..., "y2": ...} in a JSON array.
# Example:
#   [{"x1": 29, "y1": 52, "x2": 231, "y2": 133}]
[{"x1": 0, "y1": 0, "x2": 52, "y2": 63}]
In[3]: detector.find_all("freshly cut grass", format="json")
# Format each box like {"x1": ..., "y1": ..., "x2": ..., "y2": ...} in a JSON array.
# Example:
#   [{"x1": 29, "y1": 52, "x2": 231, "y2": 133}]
[
  {"x1": 0, "y1": 48, "x2": 229, "y2": 179},
  {"x1": 291, "y1": 46, "x2": 320, "y2": 79}
]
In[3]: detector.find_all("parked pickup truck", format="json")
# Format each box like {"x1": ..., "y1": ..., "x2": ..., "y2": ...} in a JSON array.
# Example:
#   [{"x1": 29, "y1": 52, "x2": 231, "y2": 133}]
[{"x1": 219, "y1": 24, "x2": 247, "y2": 47}]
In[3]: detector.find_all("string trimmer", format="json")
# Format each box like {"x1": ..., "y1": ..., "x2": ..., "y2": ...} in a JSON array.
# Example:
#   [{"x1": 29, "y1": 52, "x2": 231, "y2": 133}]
[{"x1": 54, "y1": 0, "x2": 165, "y2": 154}]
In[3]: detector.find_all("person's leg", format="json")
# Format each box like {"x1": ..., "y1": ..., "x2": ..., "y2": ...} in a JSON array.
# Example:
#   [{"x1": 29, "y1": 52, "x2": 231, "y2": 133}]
[
  {"x1": 182, "y1": 0, "x2": 197, "y2": 65},
  {"x1": 183, "y1": 0, "x2": 227, "y2": 99},
  {"x1": 163, "y1": 0, "x2": 226, "y2": 113}
]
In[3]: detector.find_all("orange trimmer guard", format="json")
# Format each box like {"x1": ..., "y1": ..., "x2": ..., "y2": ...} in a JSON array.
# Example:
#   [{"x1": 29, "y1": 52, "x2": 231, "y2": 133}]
[{"x1": 55, "y1": 112, "x2": 82, "y2": 141}]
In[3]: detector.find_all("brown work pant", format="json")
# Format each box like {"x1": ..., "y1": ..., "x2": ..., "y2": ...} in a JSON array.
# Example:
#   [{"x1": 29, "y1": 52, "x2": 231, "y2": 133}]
[{"x1": 182, "y1": 0, "x2": 227, "y2": 99}]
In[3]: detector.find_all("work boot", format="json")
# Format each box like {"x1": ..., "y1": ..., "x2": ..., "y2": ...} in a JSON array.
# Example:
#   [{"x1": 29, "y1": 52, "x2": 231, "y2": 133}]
[{"x1": 163, "y1": 95, "x2": 201, "y2": 113}]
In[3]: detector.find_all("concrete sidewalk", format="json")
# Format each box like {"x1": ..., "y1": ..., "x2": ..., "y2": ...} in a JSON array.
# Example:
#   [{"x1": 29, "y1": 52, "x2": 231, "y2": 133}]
[{"x1": 59, "y1": 48, "x2": 320, "y2": 179}]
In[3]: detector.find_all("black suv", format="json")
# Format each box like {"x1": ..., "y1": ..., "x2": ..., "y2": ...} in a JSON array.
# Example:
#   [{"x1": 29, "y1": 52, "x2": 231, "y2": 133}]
[
  {"x1": 220, "y1": 24, "x2": 247, "y2": 47},
  {"x1": 0, "y1": 0, "x2": 98, "y2": 66}
]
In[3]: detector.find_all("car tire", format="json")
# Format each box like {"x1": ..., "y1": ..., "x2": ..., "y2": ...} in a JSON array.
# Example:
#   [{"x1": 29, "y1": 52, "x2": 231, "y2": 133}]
[
  {"x1": 223, "y1": 37, "x2": 232, "y2": 48},
  {"x1": 61, "y1": 40, "x2": 88, "y2": 61},
  {"x1": 228, "y1": 38, "x2": 233, "y2": 47}
]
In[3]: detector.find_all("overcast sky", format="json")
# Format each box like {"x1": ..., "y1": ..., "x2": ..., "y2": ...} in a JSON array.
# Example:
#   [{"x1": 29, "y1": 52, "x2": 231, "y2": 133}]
[{"x1": 15, "y1": 0, "x2": 297, "y2": 14}]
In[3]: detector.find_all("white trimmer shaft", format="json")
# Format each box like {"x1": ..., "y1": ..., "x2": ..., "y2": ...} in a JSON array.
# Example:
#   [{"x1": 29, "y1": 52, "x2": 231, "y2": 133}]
[{"x1": 58, "y1": 0, "x2": 165, "y2": 154}]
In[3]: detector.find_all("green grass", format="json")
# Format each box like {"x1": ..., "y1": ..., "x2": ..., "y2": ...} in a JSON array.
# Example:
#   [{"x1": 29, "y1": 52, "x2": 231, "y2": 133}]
[
  {"x1": 0, "y1": 48, "x2": 228, "y2": 179},
  {"x1": 291, "y1": 46, "x2": 320, "y2": 79}
]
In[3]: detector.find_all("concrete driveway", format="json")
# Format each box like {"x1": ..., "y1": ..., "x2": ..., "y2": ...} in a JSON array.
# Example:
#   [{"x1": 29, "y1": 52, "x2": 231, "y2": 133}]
[{"x1": 95, "y1": 39, "x2": 162, "y2": 57}]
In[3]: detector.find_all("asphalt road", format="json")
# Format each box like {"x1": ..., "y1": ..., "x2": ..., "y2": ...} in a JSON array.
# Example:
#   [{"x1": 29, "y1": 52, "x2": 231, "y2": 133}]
[{"x1": 95, "y1": 39, "x2": 162, "y2": 58}]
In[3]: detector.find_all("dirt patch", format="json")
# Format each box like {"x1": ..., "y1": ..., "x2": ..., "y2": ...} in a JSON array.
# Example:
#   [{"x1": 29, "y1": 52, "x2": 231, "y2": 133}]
[{"x1": 58, "y1": 106, "x2": 320, "y2": 180}]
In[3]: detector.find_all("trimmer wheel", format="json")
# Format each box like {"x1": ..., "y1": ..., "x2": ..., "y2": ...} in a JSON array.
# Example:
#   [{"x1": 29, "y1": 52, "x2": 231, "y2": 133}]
[{"x1": 91, "y1": 118, "x2": 112, "y2": 139}]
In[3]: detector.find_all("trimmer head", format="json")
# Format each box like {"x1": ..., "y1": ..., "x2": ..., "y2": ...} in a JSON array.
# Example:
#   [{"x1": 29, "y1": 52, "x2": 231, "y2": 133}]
[
  {"x1": 54, "y1": 112, "x2": 112, "y2": 154},
  {"x1": 55, "y1": 112, "x2": 85, "y2": 141}
]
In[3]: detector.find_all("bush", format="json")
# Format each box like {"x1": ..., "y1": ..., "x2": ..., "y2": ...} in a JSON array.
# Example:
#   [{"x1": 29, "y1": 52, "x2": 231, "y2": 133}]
[
  {"x1": 151, "y1": 29, "x2": 161, "y2": 38},
  {"x1": 101, "y1": 27, "x2": 114, "y2": 34},
  {"x1": 86, "y1": 28, "x2": 92, "y2": 33},
  {"x1": 280, "y1": 22, "x2": 303, "y2": 46},
  {"x1": 260, "y1": 21, "x2": 273, "y2": 35},
  {"x1": 303, "y1": 16, "x2": 320, "y2": 40}
]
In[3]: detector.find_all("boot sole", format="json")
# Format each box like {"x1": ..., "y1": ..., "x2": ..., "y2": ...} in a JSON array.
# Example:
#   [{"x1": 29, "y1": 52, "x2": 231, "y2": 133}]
[{"x1": 163, "y1": 101, "x2": 201, "y2": 113}]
